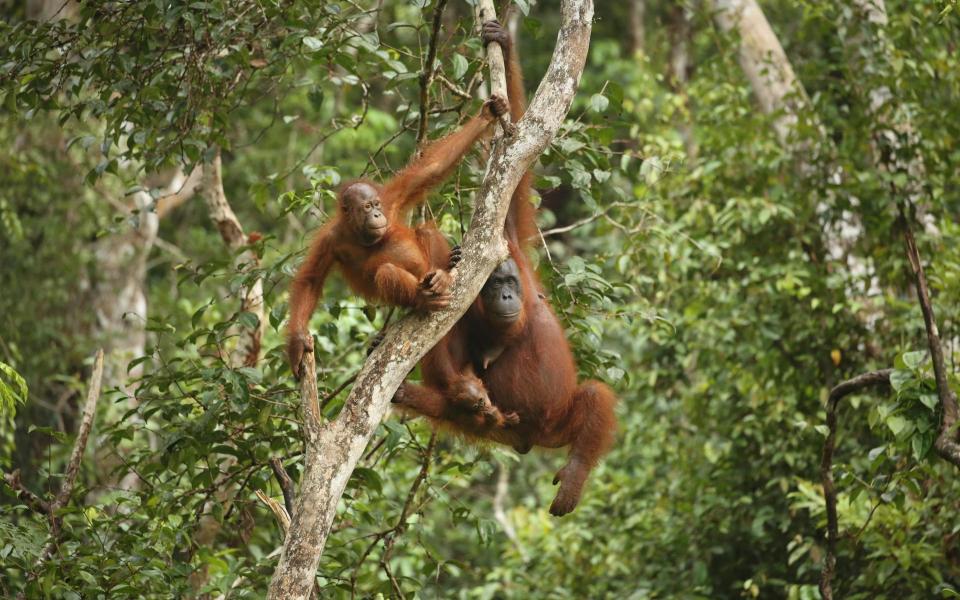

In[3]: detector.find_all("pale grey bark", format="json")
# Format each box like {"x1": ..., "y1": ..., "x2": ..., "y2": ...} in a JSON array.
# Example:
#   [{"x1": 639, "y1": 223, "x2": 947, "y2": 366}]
[
  {"x1": 668, "y1": 4, "x2": 697, "y2": 160},
  {"x1": 26, "y1": 0, "x2": 77, "y2": 21},
  {"x1": 201, "y1": 151, "x2": 265, "y2": 368},
  {"x1": 475, "y1": 0, "x2": 513, "y2": 133},
  {"x1": 92, "y1": 170, "x2": 199, "y2": 491},
  {"x1": 266, "y1": 0, "x2": 594, "y2": 597},
  {"x1": 93, "y1": 190, "x2": 157, "y2": 386},
  {"x1": 709, "y1": 0, "x2": 811, "y2": 147}
]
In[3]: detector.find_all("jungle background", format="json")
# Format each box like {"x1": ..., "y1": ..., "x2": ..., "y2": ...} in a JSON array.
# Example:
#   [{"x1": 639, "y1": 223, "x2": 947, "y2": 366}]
[{"x1": 2, "y1": 0, "x2": 960, "y2": 597}]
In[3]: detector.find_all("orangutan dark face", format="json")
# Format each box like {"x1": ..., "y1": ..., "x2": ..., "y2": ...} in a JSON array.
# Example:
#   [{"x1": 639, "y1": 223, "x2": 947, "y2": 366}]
[{"x1": 481, "y1": 258, "x2": 523, "y2": 325}]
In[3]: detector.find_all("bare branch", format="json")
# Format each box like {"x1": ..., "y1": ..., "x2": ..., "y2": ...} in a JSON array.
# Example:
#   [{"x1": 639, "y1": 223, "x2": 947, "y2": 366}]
[
  {"x1": 256, "y1": 489, "x2": 291, "y2": 536},
  {"x1": 267, "y1": 1, "x2": 594, "y2": 596},
  {"x1": 416, "y1": 0, "x2": 449, "y2": 147},
  {"x1": 819, "y1": 369, "x2": 892, "y2": 600},
  {"x1": 201, "y1": 150, "x2": 265, "y2": 368},
  {"x1": 475, "y1": 0, "x2": 514, "y2": 134},
  {"x1": 269, "y1": 458, "x2": 296, "y2": 518},
  {"x1": 54, "y1": 349, "x2": 104, "y2": 508},
  {"x1": 900, "y1": 210, "x2": 960, "y2": 466},
  {"x1": 492, "y1": 463, "x2": 527, "y2": 560},
  {"x1": 8, "y1": 349, "x2": 106, "y2": 583},
  {"x1": 541, "y1": 201, "x2": 634, "y2": 237},
  {"x1": 437, "y1": 73, "x2": 472, "y2": 100},
  {"x1": 2, "y1": 470, "x2": 50, "y2": 515},
  {"x1": 155, "y1": 166, "x2": 203, "y2": 219}
]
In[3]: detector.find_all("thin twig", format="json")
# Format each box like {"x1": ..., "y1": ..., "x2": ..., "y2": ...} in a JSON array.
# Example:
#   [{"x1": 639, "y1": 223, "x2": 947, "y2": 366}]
[
  {"x1": 416, "y1": 0, "x2": 449, "y2": 148},
  {"x1": 541, "y1": 201, "x2": 633, "y2": 237},
  {"x1": 256, "y1": 489, "x2": 291, "y2": 535},
  {"x1": 436, "y1": 73, "x2": 472, "y2": 99},
  {"x1": 492, "y1": 463, "x2": 527, "y2": 560},
  {"x1": 270, "y1": 458, "x2": 296, "y2": 518},
  {"x1": 320, "y1": 372, "x2": 360, "y2": 409},
  {"x1": 2, "y1": 470, "x2": 51, "y2": 515}
]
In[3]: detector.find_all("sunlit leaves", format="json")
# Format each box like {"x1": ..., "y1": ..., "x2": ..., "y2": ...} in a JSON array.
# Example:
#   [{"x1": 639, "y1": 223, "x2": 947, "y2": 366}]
[{"x1": 0, "y1": 362, "x2": 27, "y2": 414}]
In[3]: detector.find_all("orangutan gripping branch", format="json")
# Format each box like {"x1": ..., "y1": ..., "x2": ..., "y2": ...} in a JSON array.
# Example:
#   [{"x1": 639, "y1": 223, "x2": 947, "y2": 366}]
[
  {"x1": 285, "y1": 95, "x2": 508, "y2": 377},
  {"x1": 390, "y1": 21, "x2": 618, "y2": 517}
]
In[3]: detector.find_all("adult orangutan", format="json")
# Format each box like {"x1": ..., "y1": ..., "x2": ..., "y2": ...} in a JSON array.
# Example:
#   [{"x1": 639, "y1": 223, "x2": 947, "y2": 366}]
[
  {"x1": 390, "y1": 21, "x2": 618, "y2": 517},
  {"x1": 285, "y1": 93, "x2": 508, "y2": 378}
]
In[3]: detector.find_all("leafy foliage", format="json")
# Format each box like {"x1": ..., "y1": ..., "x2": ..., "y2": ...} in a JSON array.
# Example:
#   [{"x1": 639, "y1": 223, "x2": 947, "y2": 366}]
[{"x1": 2, "y1": 0, "x2": 960, "y2": 598}]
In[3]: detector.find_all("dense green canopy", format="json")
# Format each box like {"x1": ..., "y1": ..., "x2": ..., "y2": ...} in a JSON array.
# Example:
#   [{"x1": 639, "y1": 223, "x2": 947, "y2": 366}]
[{"x1": 2, "y1": 1, "x2": 959, "y2": 598}]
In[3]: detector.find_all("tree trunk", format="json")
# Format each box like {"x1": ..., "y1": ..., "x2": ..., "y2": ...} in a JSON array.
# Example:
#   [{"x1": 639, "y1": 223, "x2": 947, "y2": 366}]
[
  {"x1": 92, "y1": 170, "x2": 199, "y2": 491},
  {"x1": 667, "y1": 4, "x2": 697, "y2": 159},
  {"x1": 266, "y1": 0, "x2": 595, "y2": 597},
  {"x1": 628, "y1": 0, "x2": 645, "y2": 55},
  {"x1": 708, "y1": 0, "x2": 810, "y2": 147}
]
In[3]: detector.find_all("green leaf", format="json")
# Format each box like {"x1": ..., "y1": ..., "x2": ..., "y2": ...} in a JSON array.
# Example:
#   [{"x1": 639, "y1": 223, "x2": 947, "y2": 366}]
[
  {"x1": 237, "y1": 311, "x2": 260, "y2": 330},
  {"x1": 589, "y1": 93, "x2": 609, "y2": 113},
  {"x1": 0, "y1": 362, "x2": 28, "y2": 413},
  {"x1": 902, "y1": 350, "x2": 926, "y2": 370},
  {"x1": 191, "y1": 303, "x2": 210, "y2": 328},
  {"x1": 451, "y1": 54, "x2": 469, "y2": 80},
  {"x1": 558, "y1": 138, "x2": 585, "y2": 154},
  {"x1": 885, "y1": 415, "x2": 909, "y2": 437},
  {"x1": 889, "y1": 369, "x2": 914, "y2": 392},
  {"x1": 350, "y1": 467, "x2": 383, "y2": 494},
  {"x1": 867, "y1": 445, "x2": 886, "y2": 461},
  {"x1": 919, "y1": 393, "x2": 939, "y2": 411},
  {"x1": 640, "y1": 156, "x2": 664, "y2": 185},
  {"x1": 303, "y1": 36, "x2": 324, "y2": 52},
  {"x1": 606, "y1": 81, "x2": 624, "y2": 108},
  {"x1": 912, "y1": 432, "x2": 934, "y2": 461}
]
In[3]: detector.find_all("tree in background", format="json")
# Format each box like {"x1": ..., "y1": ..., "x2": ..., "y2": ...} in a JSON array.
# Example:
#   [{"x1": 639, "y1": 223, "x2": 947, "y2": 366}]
[{"x1": 1, "y1": 1, "x2": 959, "y2": 598}]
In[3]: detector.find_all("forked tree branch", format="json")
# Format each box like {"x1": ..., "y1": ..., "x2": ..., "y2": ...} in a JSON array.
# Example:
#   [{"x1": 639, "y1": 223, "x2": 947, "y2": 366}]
[
  {"x1": 819, "y1": 210, "x2": 960, "y2": 599},
  {"x1": 266, "y1": 1, "x2": 594, "y2": 597},
  {"x1": 269, "y1": 457, "x2": 296, "y2": 518},
  {"x1": 201, "y1": 150, "x2": 265, "y2": 368}
]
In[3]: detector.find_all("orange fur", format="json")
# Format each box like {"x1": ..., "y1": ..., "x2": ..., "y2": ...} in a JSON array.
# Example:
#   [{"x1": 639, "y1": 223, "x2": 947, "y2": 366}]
[
  {"x1": 395, "y1": 31, "x2": 618, "y2": 516},
  {"x1": 286, "y1": 106, "x2": 498, "y2": 353}
]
